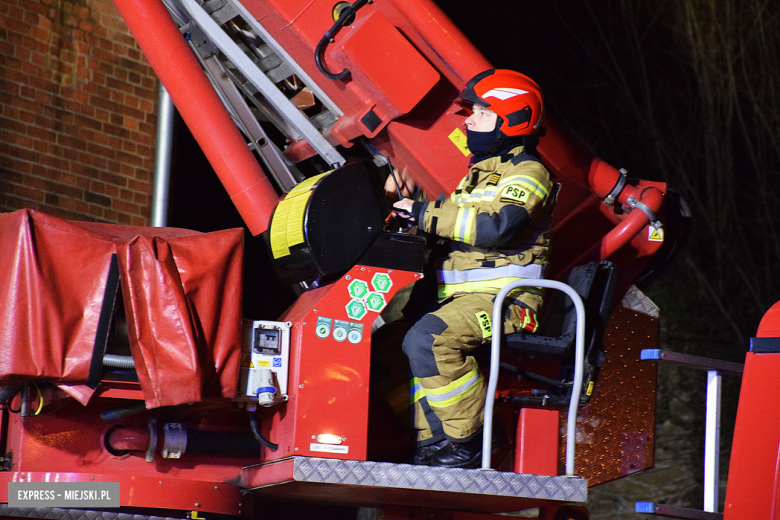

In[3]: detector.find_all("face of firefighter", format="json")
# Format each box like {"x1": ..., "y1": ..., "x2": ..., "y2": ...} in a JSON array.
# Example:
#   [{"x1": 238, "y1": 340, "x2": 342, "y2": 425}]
[{"x1": 465, "y1": 104, "x2": 498, "y2": 132}]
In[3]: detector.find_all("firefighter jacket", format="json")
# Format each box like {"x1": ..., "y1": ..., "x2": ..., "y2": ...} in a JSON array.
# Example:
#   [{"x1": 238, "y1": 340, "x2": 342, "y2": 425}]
[{"x1": 411, "y1": 145, "x2": 554, "y2": 308}]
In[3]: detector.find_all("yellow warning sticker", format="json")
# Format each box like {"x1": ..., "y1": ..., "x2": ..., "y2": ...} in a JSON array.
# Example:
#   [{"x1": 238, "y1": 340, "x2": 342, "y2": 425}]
[
  {"x1": 256, "y1": 359, "x2": 271, "y2": 368},
  {"x1": 269, "y1": 172, "x2": 329, "y2": 258},
  {"x1": 475, "y1": 310, "x2": 492, "y2": 338},
  {"x1": 648, "y1": 226, "x2": 664, "y2": 242},
  {"x1": 241, "y1": 356, "x2": 253, "y2": 368},
  {"x1": 448, "y1": 128, "x2": 470, "y2": 157}
]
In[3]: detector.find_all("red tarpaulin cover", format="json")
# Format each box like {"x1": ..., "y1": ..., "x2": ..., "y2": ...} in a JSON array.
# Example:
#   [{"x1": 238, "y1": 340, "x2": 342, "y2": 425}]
[{"x1": 0, "y1": 209, "x2": 243, "y2": 408}]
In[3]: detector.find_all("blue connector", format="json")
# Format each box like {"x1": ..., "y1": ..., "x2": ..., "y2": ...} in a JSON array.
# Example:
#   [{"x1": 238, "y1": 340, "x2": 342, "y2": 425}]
[{"x1": 640, "y1": 349, "x2": 662, "y2": 360}]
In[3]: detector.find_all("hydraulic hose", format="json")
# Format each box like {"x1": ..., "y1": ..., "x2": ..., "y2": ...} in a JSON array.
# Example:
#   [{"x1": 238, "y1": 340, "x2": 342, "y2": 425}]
[
  {"x1": 314, "y1": 0, "x2": 370, "y2": 80},
  {"x1": 103, "y1": 354, "x2": 135, "y2": 369},
  {"x1": 107, "y1": 425, "x2": 263, "y2": 457},
  {"x1": 100, "y1": 402, "x2": 148, "y2": 422},
  {"x1": 186, "y1": 430, "x2": 260, "y2": 456},
  {"x1": 248, "y1": 408, "x2": 278, "y2": 451},
  {"x1": 0, "y1": 384, "x2": 22, "y2": 407}
]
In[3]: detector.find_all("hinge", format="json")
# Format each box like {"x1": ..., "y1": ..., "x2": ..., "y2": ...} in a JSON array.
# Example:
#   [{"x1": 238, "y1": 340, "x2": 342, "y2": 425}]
[{"x1": 0, "y1": 452, "x2": 12, "y2": 471}]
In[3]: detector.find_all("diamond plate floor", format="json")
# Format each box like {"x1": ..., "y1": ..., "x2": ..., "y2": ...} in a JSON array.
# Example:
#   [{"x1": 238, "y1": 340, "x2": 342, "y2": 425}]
[{"x1": 242, "y1": 457, "x2": 587, "y2": 512}]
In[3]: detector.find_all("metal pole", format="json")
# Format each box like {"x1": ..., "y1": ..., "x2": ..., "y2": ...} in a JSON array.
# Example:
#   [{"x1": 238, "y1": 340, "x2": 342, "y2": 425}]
[
  {"x1": 483, "y1": 279, "x2": 585, "y2": 476},
  {"x1": 151, "y1": 84, "x2": 174, "y2": 227},
  {"x1": 704, "y1": 370, "x2": 722, "y2": 513}
]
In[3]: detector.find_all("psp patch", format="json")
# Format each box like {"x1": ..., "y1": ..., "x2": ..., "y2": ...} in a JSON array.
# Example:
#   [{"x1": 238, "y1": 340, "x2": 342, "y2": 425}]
[
  {"x1": 500, "y1": 184, "x2": 530, "y2": 205},
  {"x1": 475, "y1": 311, "x2": 492, "y2": 338}
]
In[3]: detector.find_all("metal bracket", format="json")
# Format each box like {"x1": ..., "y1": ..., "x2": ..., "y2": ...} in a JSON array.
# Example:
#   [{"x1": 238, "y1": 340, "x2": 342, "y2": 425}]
[
  {"x1": 162, "y1": 422, "x2": 187, "y2": 459},
  {"x1": 604, "y1": 168, "x2": 627, "y2": 207},
  {"x1": 145, "y1": 418, "x2": 157, "y2": 463},
  {"x1": 626, "y1": 195, "x2": 663, "y2": 230}
]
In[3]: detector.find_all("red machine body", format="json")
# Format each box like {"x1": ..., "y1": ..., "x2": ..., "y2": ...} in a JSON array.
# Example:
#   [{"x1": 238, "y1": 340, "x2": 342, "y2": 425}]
[
  {"x1": 722, "y1": 303, "x2": 780, "y2": 520},
  {"x1": 258, "y1": 266, "x2": 421, "y2": 462},
  {"x1": 0, "y1": 1, "x2": 685, "y2": 519}
]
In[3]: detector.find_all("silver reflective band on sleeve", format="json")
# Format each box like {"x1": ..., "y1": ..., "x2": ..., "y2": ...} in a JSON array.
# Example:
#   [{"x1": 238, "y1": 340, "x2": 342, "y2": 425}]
[
  {"x1": 454, "y1": 206, "x2": 474, "y2": 243},
  {"x1": 437, "y1": 263, "x2": 544, "y2": 284}
]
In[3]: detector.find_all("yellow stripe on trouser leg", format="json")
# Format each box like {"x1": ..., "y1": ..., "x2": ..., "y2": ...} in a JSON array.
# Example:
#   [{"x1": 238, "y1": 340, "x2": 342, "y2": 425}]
[
  {"x1": 414, "y1": 293, "x2": 541, "y2": 440},
  {"x1": 417, "y1": 359, "x2": 486, "y2": 441},
  {"x1": 423, "y1": 364, "x2": 483, "y2": 408},
  {"x1": 417, "y1": 296, "x2": 494, "y2": 440}
]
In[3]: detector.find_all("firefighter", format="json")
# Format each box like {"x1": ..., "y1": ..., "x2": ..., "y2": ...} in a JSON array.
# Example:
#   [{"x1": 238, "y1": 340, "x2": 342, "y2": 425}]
[{"x1": 391, "y1": 69, "x2": 555, "y2": 468}]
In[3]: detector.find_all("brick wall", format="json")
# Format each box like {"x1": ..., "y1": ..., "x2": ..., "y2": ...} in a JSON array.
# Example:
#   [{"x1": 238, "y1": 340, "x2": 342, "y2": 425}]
[{"x1": 0, "y1": 0, "x2": 159, "y2": 226}]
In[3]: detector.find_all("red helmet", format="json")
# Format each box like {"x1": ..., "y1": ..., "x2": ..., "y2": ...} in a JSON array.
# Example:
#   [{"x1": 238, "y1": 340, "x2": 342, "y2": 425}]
[{"x1": 458, "y1": 69, "x2": 544, "y2": 136}]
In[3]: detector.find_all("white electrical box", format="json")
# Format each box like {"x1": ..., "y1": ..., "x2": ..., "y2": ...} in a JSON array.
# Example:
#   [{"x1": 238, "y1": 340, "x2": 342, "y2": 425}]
[{"x1": 237, "y1": 320, "x2": 291, "y2": 405}]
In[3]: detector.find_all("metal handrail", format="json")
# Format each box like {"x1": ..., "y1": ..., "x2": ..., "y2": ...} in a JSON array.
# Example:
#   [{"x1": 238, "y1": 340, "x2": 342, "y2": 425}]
[
  {"x1": 639, "y1": 349, "x2": 744, "y2": 514},
  {"x1": 482, "y1": 279, "x2": 586, "y2": 476}
]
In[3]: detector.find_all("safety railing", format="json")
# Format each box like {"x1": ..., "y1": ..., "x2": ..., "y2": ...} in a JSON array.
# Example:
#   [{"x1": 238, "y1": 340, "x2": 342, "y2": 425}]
[
  {"x1": 635, "y1": 350, "x2": 743, "y2": 519},
  {"x1": 482, "y1": 279, "x2": 586, "y2": 476}
]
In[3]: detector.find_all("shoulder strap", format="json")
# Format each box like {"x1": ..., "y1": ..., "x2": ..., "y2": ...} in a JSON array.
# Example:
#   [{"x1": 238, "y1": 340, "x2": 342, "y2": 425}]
[{"x1": 509, "y1": 152, "x2": 542, "y2": 166}]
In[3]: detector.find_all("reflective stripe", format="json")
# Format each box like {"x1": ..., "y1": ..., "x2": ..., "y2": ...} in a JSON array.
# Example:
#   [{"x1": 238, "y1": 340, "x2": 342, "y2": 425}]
[
  {"x1": 411, "y1": 378, "x2": 424, "y2": 404},
  {"x1": 450, "y1": 240, "x2": 539, "y2": 257},
  {"x1": 454, "y1": 206, "x2": 475, "y2": 243},
  {"x1": 505, "y1": 175, "x2": 549, "y2": 200},
  {"x1": 438, "y1": 277, "x2": 544, "y2": 298},
  {"x1": 457, "y1": 187, "x2": 492, "y2": 204},
  {"x1": 437, "y1": 264, "x2": 544, "y2": 284},
  {"x1": 423, "y1": 365, "x2": 483, "y2": 409}
]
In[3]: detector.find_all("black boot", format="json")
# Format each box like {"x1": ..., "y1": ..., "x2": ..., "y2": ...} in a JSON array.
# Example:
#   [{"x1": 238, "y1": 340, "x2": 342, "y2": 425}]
[
  {"x1": 431, "y1": 436, "x2": 483, "y2": 468},
  {"x1": 412, "y1": 438, "x2": 450, "y2": 465}
]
